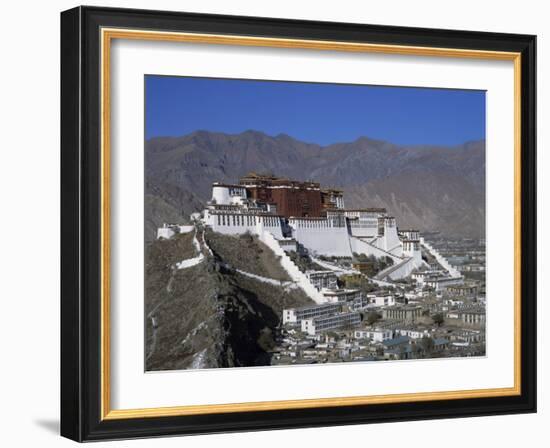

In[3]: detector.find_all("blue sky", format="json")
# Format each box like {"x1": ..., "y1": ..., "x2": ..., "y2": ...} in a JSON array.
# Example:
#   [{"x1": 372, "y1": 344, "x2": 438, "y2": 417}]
[{"x1": 145, "y1": 75, "x2": 485, "y2": 147}]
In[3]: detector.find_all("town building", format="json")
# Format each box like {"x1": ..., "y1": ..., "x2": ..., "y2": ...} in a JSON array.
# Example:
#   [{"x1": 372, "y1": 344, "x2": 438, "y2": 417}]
[
  {"x1": 351, "y1": 294, "x2": 372, "y2": 310},
  {"x1": 459, "y1": 309, "x2": 486, "y2": 326},
  {"x1": 449, "y1": 329, "x2": 484, "y2": 343},
  {"x1": 301, "y1": 312, "x2": 362, "y2": 335},
  {"x1": 353, "y1": 328, "x2": 393, "y2": 342},
  {"x1": 381, "y1": 305, "x2": 423, "y2": 322},
  {"x1": 366, "y1": 292, "x2": 396, "y2": 307},
  {"x1": 459, "y1": 264, "x2": 486, "y2": 272},
  {"x1": 395, "y1": 326, "x2": 432, "y2": 339},
  {"x1": 424, "y1": 275, "x2": 464, "y2": 291},
  {"x1": 445, "y1": 283, "x2": 479, "y2": 297},
  {"x1": 282, "y1": 303, "x2": 343, "y2": 324},
  {"x1": 322, "y1": 288, "x2": 362, "y2": 303},
  {"x1": 446, "y1": 306, "x2": 486, "y2": 327},
  {"x1": 305, "y1": 270, "x2": 338, "y2": 291},
  {"x1": 382, "y1": 335, "x2": 411, "y2": 350},
  {"x1": 411, "y1": 269, "x2": 446, "y2": 285}
]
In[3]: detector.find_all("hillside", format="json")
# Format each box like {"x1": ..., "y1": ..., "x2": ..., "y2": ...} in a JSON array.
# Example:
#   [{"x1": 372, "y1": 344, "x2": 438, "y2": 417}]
[
  {"x1": 145, "y1": 131, "x2": 485, "y2": 241},
  {"x1": 145, "y1": 230, "x2": 312, "y2": 371}
]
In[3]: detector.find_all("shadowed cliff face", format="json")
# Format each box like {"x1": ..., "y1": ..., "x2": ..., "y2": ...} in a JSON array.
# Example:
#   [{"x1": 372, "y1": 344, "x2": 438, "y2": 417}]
[{"x1": 145, "y1": 130, "x2": 485, "y2": 240}]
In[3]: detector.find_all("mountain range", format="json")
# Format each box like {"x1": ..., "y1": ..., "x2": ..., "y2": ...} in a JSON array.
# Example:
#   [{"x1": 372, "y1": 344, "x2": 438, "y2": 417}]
[{"x1": 145, "y1": 130, "x2": 485, "y2": 241}]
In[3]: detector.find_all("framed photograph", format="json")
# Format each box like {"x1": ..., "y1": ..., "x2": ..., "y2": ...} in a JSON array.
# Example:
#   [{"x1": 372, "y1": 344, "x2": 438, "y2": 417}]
[{"x1": 60, "y1": 6, "x2": 536, "y2": 441}]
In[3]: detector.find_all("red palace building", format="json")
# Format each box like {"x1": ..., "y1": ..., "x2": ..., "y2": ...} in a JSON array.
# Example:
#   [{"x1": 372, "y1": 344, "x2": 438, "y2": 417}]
[{"x1": 239, "y1": 172, "x2": 344, "y2": 218}]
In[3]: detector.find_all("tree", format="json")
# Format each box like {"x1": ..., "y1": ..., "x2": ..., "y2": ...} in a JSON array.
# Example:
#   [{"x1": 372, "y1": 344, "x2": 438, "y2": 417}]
[{"x1": 432, "y1": 313, "x2": 445, "y2": 327}]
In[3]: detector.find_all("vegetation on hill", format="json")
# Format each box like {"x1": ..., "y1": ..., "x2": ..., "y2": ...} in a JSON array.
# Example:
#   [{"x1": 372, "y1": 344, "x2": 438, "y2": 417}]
[
  {"x1": 287, "y1": 250, "x2": 325, "y2": 273},
  {"x1": 352, "y1": 252, "x2": 394, "y2": 277},
  {"x1": 340, "y1": 274, "x2": 378, "y2": 295}
]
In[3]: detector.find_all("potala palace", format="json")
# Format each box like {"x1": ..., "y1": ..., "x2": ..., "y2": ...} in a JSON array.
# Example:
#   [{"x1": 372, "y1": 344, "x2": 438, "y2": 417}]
[{"x1": 158, "y1": 173, "x2": 464, "y2": 286}]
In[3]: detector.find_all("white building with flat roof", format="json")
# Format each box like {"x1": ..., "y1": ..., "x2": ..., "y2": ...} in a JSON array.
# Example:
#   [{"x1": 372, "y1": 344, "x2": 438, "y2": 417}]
[
  {"x1": 395, "y1": 327, "x2": 432, "y2": 339},
  {"x1": 366, "y1": 293, "x2": 396, "y2": 307},
  {"x1": 211, "y1": 183, "x2": 248, "y2": 206},
  {"x1": 411, "y1": 269, "x2": 446, "y2": 285},
  {"x1": 353, "y1": 328, "x2": 393, "y2": 342},
  {"x1": 425, "y1": 275, "x2": 464, "y2": 291},
  {"x1": 322, "y1": 288, "x2": 362, "y2": 303},
  {"x1": 301, "y1": 312, "x2": 362, "y2": 335},
  {"x1": 282, "y1": 303, "x2": 343, "y2": 325}
]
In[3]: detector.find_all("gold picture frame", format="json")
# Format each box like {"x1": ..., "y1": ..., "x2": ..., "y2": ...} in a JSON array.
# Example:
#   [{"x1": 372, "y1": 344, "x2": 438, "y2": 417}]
[{"x1": 61, "y1": 6, "x2": 536, "y2": 441}]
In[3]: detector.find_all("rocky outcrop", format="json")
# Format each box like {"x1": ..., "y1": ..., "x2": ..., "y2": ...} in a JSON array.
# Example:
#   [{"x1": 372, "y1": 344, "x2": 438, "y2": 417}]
[{"x1": 145, "y1": 230, "x2": 312, "y2": 371}]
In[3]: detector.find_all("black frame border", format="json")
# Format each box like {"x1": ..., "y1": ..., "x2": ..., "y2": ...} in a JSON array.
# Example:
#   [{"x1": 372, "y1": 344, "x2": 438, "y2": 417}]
[{"x1": 61, "y1": 6, "x2": 536, "y2": 442}]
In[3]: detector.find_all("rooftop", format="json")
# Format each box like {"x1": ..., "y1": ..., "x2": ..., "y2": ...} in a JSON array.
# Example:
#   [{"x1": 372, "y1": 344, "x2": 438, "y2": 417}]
[
  {"x1": 212, "y1": 182, "x2": 245, "y2": 189},
  {"x1": 289, "y1": 216, "x2": 331, "y2": 221},
  {"x1": 383, "y1": 336, "x2": 411, "y2": 347},
  {"x1": 239, "y1": 173, "x2": 320, "y2": 189}
]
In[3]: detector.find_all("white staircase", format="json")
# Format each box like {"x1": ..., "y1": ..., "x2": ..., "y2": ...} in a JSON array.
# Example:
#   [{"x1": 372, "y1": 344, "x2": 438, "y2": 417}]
[{"x1": 420, "y1": 237, "x2": 461, "y2": 278}]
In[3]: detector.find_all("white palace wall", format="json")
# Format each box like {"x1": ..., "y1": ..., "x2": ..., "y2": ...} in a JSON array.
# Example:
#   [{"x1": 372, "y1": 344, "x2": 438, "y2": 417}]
[
  {"x1": 346, "y1": 212, "x2": 378, "y2": 238},
  {"x1": 157, "y1": 224, "x2": 195, "y2": 240},
  {"x1": 203, "y1": 211, "x2": 421, "y2": 282},
  {"x1": 206, "y1": 213, "x2": 284, "y2": 240},
  {"x1": 205, "y1": 212, "x2": 409, "y2": 262},
  {"x1": 403, "y1": 247, "x2": 423, "y2": 266},
  {"x1": 290, "y1": 221, "x2": 353, "y2": 258},
  {"x1": 350, "y1": 237, "x2": 402, "y2": 263},
  {"x1": 349, "y1": 226, "x2": 377, "y2": 238},
  {"x1": 378, "y1": 224, "x2": 402, "y2": 254}
]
